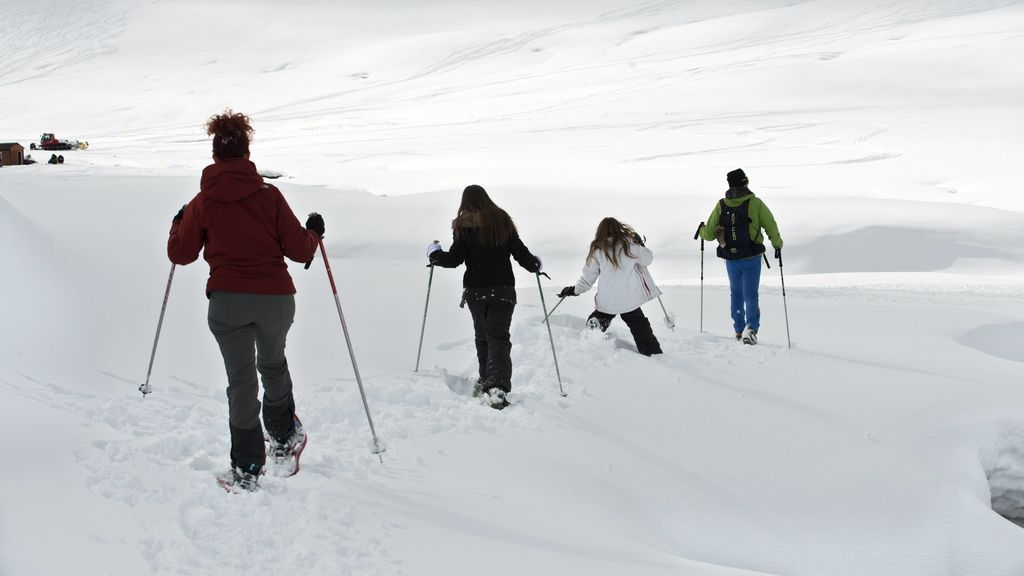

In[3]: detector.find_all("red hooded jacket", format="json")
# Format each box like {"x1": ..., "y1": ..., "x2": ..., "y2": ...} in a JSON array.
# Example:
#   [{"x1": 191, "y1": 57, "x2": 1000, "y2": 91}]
[{"x1": 167, "y1": 159, "x2": 319, "y2": 295}]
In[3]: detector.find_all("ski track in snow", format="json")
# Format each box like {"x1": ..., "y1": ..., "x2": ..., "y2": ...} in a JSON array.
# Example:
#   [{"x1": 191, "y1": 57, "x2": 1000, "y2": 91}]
[
  {"x1": 0, "y1": 0, "x2": 145, "y2": 87},
  {"x1": 97, "y1": 0, "x2": 1005, "y2": 172},
  {"x1": 4, "y1": 1, "x2": 1024, "y2": 574}
]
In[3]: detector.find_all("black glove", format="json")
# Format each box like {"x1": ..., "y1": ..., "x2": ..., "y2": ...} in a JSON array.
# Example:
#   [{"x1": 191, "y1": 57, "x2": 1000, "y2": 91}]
[
  {"x1": 306, "y1": 212, "x2": 325, "y2": 238},
  {"x1": 172, "y1": 204, "x2": 186, "y2": 224},
  {"x1": 558, "y1": 286, "x2": 576, "y2": 298},
  {"x1": 774, "y1": 248, "x2": 781, "y2": 259}
]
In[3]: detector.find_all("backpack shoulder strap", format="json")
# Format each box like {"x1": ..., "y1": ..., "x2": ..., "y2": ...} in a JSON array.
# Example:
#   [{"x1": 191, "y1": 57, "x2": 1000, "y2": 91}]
[{"x1": 737, "y1": 197, "x2": 753, "y2": 222}]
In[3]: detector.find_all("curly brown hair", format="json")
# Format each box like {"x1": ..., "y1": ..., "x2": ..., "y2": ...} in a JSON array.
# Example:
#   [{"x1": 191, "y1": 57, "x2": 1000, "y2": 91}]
[{"x1": 206, "y1": 109, "x2": 253, "y2": 160}]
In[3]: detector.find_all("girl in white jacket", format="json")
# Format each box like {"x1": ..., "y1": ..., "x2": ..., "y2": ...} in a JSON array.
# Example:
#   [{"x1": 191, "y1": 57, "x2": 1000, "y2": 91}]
[{"x1": 559, "y1": 218, "x2": 663, "y2": 356}]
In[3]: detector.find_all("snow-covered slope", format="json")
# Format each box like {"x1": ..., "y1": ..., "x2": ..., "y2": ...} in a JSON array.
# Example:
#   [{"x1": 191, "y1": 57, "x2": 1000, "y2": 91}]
[{"x1": 2, "y1": 1, "x2": 1024, "y2": 575}]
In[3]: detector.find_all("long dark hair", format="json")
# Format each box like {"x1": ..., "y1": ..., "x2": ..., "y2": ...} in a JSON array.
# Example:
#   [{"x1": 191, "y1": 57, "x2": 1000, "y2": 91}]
[
  {"x1": 587, "y1": 217, "x2": 639, "y2": 269},
  {"x1": 452, "y1": 184, "x2": 518, "y2": 247},
  {"x1": 206, "y1": 109, "x2": 254, "y2": 160}
]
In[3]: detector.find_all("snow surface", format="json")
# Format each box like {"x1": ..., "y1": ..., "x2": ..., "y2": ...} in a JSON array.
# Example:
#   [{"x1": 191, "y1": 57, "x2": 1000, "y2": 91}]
[{"x1": 2, "y1": 1, "x2": 1024, "y2": 575}]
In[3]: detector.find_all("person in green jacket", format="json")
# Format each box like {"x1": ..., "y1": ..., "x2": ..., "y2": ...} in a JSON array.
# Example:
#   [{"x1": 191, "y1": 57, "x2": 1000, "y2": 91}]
[{"x1": 699, "y1": 168, "x2": 783, "y2": 345}]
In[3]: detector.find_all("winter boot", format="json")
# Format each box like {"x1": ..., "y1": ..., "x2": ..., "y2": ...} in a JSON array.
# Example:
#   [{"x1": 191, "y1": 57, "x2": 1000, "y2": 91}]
[
  {"x1": 230, "y1": 462, "x2": 262, "y2": 492},
  {"x1": 741, "y1": 327, "x2": 758, "y2": 345},
  {"x1": 268, "y1": 418, "x2": 306, "y2": 462},
  {"x1": 484, "y1": 387, "x2": 510, "y2": 410}
]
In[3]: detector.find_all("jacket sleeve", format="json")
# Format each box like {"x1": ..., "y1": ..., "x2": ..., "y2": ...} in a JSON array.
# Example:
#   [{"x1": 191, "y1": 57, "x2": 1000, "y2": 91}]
[
  {"x1": 430, "y1": 232, "x2": 468, "y2": 268},
  {"x1": 509, "y1": 235, "x2": 540, "y2": 273},
  {"x1": 634, "y1": 243, "x2": 654, "y2": 267},
  {"x1": 574, "y1": 254, "x2": 600, "y2": 295},
  {"x1": 167, "y1": 198, "x2": 204, "y2": 265},
  {"x1": 755, "y1": 198, "x2": 783, "y2": 250},
  {"x1": 275, "y1": 188, "x2": 320, "y2": 263},
  {"x1": 699, "y1": 202, "x2": 722, "y2": 242}
]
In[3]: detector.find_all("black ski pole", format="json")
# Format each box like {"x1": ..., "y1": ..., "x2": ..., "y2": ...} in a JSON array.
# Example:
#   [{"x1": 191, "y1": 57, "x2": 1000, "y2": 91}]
[
  {"x1": 777, "y1": 249, "x2": 791, "y2": 349},
  {"x1": 414, "y1": 264, "x2": 434, "y2": 372},
  {"x1": 693, "y1": 222, "x2": 705, "y2": 333},
  {"x1": 139, "y1": 263, "x2": 176, "y2": 396}
]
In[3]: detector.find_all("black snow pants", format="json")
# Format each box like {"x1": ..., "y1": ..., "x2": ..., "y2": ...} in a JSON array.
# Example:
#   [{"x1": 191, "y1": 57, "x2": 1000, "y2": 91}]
[
  {"x1": 587, "y1": 308, "x2": 663, "y2": 356},
  {"x1": 466, "y1": 294, "x2": 516, "y2": 393}
]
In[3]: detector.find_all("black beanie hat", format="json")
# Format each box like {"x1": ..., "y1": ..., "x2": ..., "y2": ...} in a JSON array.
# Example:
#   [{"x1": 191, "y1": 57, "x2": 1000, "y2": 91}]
[{"x1": 727, "y1": 168, "x2": 748, "y2": 187}]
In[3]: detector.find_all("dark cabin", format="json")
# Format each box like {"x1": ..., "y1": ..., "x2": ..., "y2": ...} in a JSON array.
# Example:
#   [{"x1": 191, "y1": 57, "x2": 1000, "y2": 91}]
[{"x1": 0, "y1": 142, "x2": 26, "y2": 166}]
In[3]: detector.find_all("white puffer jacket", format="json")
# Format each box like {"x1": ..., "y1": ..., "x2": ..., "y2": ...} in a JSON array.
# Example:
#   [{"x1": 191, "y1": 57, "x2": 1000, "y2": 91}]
[{"x1": 573, "y1": 241, "x2": 661, "y2": 315}]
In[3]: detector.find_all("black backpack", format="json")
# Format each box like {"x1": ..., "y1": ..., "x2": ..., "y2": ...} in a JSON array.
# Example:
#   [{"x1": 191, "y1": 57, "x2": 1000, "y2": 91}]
[{"x1": 716, "y1": 198, "x2": 765, "y2": 260}]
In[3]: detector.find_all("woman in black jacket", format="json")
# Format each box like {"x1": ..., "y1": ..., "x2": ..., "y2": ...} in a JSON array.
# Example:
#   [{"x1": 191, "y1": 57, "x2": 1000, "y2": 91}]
[{"x1": 428, "y1": 185, "x2": 541, "y2": 409}]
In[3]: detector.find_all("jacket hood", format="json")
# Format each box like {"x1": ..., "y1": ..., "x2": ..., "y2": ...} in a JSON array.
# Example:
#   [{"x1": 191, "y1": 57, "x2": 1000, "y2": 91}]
[
  {"x1": 725, "y1": 185, "x2": 753, "y2": 199},
  {"x1": 723, "y1": 188, "x2": 755, "y2": 206},
  {"x1": 200, "y1": 159, "x2": 264, "y2": 202}
]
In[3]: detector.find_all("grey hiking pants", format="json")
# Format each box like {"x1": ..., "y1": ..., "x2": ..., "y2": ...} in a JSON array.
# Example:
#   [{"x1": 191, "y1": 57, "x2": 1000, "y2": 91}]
[{"x1": 208, "y1": 291, "x2": 297, "y2": 471}]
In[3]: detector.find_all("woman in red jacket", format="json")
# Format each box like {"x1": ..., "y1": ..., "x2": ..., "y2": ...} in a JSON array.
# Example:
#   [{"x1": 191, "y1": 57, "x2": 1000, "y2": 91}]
[{"x1": 168, "y1": 110, "x2": 324, "y2": 491}]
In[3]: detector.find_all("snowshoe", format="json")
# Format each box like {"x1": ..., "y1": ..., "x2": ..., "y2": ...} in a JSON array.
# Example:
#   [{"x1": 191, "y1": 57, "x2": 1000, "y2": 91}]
[
  {"x1": 266, "y1": 417, "x2": 308, "y2": 478},
  {"x1": 741, "y1": 327, "x2": 758, "y2": 345},
  {"x1": 216, "y1": 464, "x2": 262, "y2": 493}
]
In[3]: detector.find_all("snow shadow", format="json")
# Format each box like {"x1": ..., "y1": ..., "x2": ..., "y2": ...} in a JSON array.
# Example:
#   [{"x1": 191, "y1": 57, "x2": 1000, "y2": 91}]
[
  {"x1": 440, "y1": 370, "x2": 477, "y2": 397},
  {"x1": 958, "y1": 323, "x2": 1024, "y2": 364},
  {"x1": 792, "y1": 226, "x2": 1023, "y2": 274},
  {"x1": 981, "y1": 424, "x2": 1024, "y2": 527}
]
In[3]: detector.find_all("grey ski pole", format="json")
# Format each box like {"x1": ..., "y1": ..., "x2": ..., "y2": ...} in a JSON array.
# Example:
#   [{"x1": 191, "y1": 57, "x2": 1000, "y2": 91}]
[
  {"x1": 318, "y1": 239, "x2": 385, "y2": 460},
  {"x1": 539, "y1": 295, "x2": 566, "y2": 324},
  {"x1": 139, "y1": 263, "x2": 176, "y2": 396},
  {"x1": 776, "y1": 249, "x2": 792, "y2": 349},
  {"x1": 414, "y1": 264, "x2": 434, "y2": 372},
  {"x1": 536, "y1": 272, "x2": 567, "y2": 397},
  {"x1": 657, "y1": 295, "x2": 675, "y2": 331},
  {"x1": 693, "y1": 222, "x2": 704, "y2": 333}
]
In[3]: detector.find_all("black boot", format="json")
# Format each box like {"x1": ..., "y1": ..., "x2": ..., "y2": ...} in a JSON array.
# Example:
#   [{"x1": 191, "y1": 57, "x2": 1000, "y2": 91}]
[{"x1": 229, "y1": 423, "x2": 266, "y2": 476}]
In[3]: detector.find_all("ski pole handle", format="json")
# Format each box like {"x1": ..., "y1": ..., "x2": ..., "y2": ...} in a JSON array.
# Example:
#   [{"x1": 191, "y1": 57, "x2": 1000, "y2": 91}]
[{"x1": 693, "y1": 221, "x2": 705, "y2": 241}]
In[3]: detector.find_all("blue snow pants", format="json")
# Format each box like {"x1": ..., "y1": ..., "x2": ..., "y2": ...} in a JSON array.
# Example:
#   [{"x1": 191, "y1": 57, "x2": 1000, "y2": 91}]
[{"x1": 725, "y1": 256, "x2": 762, "y2": 334}]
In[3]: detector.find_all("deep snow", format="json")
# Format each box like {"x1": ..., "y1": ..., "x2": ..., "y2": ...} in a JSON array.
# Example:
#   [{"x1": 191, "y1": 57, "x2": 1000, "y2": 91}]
[{"x1": 2, "y1": 1, "x2": 1024, "y2": 575}]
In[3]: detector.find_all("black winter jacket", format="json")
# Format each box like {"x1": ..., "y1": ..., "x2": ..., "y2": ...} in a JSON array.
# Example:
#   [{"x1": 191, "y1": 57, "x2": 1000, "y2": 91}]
[{"x1": 430, "y1": 218, "x2": 539, "y2": 289}]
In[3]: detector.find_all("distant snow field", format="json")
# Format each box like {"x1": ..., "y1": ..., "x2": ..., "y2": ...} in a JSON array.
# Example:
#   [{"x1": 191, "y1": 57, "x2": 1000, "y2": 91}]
[{"x1": 2, "y1": 1, "x2": 1024, "y2": 575}]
